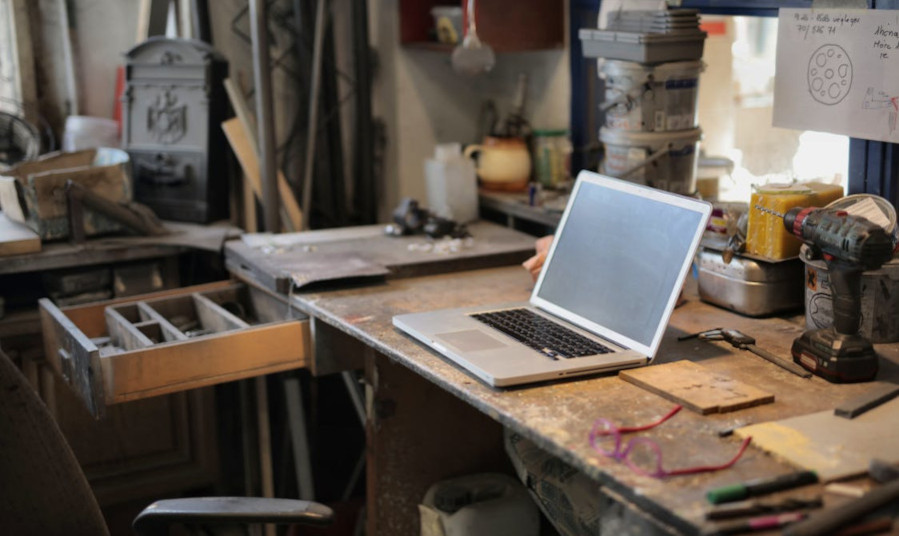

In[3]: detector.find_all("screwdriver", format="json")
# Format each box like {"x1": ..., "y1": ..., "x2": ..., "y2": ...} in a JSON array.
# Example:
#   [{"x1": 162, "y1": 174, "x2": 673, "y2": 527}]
[{"x1": 679, "y1": 328, "x2": 812, "y2": 379}]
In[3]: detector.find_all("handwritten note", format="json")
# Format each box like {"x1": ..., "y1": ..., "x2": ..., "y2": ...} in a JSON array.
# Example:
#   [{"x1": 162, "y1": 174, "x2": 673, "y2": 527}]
[{"x1": 774, "y1": 9, "x2": 899, "y2": 143}]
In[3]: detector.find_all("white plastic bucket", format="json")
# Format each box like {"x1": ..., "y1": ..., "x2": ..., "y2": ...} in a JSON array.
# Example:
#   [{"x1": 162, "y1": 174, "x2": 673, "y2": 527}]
[
  {"x1": 599, "y1": 59, "x2": 703, "y2": 132},
  {"x1": 600, "y1": 127, "x2": 701, "y2": 194},
  {"x1": 63, "y1": 116, "x2": 119, "y2": 152}
]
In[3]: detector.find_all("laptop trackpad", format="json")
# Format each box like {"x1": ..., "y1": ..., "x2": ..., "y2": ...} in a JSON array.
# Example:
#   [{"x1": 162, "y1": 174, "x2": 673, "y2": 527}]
[{"x1": 436, "y1": 330, "x2": 507, "y2": 352}]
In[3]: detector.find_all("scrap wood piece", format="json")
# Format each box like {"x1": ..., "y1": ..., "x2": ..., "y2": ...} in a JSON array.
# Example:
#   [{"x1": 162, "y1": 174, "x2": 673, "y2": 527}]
[
  {"x1": 619, "y1": 360, "x2": 774, "y2": 415},
  {"x1": 222, "y1": 77, "x2": 303, "y2": 232},
  {"x1": 0, "y1": 211, "x2": 40, "y2": 256},
  {"x1": 735, "y1": 397, "x2": 899, "y2": 482},
  {"x1": 221, "y1": 118, "x2": 302, "y2": 232},
  {"x1": 834, "y1": 382, "x2": 899, "y2": 419}
]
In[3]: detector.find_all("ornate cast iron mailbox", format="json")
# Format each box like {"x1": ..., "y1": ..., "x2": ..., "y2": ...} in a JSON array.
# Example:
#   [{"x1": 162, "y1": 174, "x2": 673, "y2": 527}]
[{"x1": 123, "y1": 37, "x2": 229, "y2": 223}]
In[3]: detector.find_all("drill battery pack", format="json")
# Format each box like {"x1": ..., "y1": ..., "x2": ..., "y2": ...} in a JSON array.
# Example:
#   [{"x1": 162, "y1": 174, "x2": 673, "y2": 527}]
[{"x1": 791, "y1": 329, "x2": 879, "y2": 383}]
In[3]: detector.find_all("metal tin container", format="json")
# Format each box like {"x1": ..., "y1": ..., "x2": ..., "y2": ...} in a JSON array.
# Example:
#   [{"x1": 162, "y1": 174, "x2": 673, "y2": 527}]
[
  {"x1": 801, "y1": 245, "x2": 899, "y2": 343},
  {"x1": 697, "y1": 247, "x2": 804, "y2": 317}
]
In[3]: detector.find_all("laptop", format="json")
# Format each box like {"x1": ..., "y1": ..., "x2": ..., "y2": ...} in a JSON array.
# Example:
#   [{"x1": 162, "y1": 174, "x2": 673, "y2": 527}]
[{"x1": 393, "y1": 171, "x2": 711, "y2": 387}]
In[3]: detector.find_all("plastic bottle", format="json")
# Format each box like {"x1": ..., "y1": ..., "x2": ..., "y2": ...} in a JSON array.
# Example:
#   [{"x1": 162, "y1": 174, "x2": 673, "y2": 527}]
[{"x1": 424, "y1": 143, "x2": 479, "y2": 223}]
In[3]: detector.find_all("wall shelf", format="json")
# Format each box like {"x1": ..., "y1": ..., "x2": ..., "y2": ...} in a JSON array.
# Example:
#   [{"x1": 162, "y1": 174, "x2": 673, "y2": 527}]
[{"x1": 399, "y1": 0, "x2": 564, "y2": 53}]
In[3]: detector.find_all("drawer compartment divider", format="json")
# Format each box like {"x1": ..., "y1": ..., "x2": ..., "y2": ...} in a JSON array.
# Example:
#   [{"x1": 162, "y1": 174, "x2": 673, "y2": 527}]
[
  {"x1": 106, "y1": 307, "x2": 156, "y2": 350},
  {"x1": 137, "y1": 301, "x2": 190, "y2": 342},
  {"x1": 192, "y1": 292, "x2": 250, "y2": 332}
]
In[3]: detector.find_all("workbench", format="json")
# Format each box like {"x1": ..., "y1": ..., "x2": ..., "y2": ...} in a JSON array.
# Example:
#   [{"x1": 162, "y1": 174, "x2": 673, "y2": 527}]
[{"x1": 274, "y1": 264, "x2": 899, "y2": 535}]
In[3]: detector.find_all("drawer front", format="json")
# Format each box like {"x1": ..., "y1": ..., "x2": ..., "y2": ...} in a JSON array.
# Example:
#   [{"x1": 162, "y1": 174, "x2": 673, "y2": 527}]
[
  {"x1": 40, "y1": 297, "x2": 105, "y2": 417},
  {"x1": 39, "y1": 281, "x2": 309, "y2": 417}
]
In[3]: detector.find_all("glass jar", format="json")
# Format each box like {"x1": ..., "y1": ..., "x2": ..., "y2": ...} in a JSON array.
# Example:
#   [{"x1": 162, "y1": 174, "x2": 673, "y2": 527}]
[{"x1": 532, "y1": 129, "x2": 571, "y2": 188}]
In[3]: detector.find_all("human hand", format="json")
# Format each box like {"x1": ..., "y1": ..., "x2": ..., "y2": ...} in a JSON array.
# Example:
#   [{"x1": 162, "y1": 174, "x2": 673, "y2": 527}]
[{"x1": 522, "y1": 235, "x2": 554, "y2": 282}]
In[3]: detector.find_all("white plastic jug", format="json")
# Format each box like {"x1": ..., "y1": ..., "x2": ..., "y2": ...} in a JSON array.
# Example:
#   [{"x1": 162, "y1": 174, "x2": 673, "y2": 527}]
[{"x1": 425, "y1": 143, "x2": 479, "y2": 223}]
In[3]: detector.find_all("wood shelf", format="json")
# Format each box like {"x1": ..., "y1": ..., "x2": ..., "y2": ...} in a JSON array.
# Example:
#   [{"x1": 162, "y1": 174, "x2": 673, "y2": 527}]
[{"x1": 399, "y1": 0, "x2": 564, "y2": 53}]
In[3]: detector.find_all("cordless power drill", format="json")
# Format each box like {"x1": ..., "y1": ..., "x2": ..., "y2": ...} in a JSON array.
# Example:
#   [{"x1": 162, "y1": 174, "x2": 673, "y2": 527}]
[{"x1": 774, "y1": 206, "x2": 894, "y2": 382}]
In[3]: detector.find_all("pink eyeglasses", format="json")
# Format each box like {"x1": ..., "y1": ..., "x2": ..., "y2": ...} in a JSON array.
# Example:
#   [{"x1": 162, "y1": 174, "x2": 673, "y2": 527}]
[{"x1": 588, "y1": 405, "x2": 752, "y2": 479}]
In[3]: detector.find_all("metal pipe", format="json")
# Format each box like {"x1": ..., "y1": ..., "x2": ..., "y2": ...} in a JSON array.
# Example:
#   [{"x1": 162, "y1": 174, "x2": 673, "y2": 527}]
[
  {"x1": 190, "y1": 0, "x2": 211, "y2": 43},
  {"x1": 351, "y1": 0, "x2": 375, "y2": 224},
  {"x1": 57, "y1": 0, "x2": 78, "y2": 115},
  {"x1": 249, "y1": 0, "x2": 279, "y2": 232},
  {"x1": 302, "y1": 0, "x2": 328, "y2": 231}
]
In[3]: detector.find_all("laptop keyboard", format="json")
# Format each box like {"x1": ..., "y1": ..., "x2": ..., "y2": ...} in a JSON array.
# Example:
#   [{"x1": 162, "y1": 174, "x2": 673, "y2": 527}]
[{"x1": 470, "y1": 308, "x2": 613, "y2": 360}]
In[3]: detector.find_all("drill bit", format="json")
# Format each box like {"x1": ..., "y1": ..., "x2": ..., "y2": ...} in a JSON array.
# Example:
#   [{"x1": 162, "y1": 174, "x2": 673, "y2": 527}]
[{"x1": 754, "y1": 205, "x2": 785, "y2": 217}]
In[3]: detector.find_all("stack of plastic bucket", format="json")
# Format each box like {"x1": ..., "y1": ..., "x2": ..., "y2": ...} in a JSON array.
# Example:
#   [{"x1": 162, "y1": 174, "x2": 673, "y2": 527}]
[
  {"x1": 580, "y1": 9, "x2": 706, "y2": 195},
  {"x1": 599, "y1": 59, "x2": 703, "y2": 195}
]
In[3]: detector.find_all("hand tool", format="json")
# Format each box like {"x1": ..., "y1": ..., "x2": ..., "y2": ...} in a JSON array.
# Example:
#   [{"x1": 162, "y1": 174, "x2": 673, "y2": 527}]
[
  {"x1": 868, "y1": 459, "x2": 899, "y2": 484},
  {"x1": 705, "y1": 496, "x2": 822, "y2": 520},
  {"x1": 384, "y1": 198, "x2": 469, "y2": 239},
  {"x1": 833, "y1": 517, "x2": 893, "y2": 536},
  {"x1": 757, "y1": 204, "x2": 895, "y2": 383},
  {"x1": 709, "y1": 511, "x2": 807, "y2": 535},
  {"x1": 707, "y1": 470, "x2": 819, "y2": 505},
  {"x1": 678, "y1": 328, "x2": 812, "y2": 378},
  {"x1": 784, "y1": 460, "x2": 899, "y2": 536}
]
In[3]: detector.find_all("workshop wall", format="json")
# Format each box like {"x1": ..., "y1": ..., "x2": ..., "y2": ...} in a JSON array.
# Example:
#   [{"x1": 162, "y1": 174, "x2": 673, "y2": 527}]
[
  {"x1": 69, "y1": 1, "x2": 140, "y2": 118},
  {"x1": 25, "y1": 0, "x2": 571, "y2": 223},
  {"x1": 371, "y1": 0, "x2": 571, "y2": 219}
]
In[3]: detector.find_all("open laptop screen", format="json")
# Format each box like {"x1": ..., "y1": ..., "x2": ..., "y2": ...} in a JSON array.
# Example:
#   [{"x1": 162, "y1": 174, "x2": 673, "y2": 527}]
[{"x1": 533, "y1": 174, "x2": 706, "y2": 354}]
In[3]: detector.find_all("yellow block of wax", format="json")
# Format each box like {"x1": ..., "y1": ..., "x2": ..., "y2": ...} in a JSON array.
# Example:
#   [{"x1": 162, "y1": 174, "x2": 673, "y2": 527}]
[
  {"x1": 808, "y1": 182, "x2": 845, "y2": 208},
  {"x1": 747, "y1": 182, "x2": 844, "y2": 260}
]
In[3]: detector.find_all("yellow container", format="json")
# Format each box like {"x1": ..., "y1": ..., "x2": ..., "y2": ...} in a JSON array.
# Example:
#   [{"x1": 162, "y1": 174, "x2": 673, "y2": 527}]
[{"x1": 747, "y1": 182, "x2": 844, "y2": 260}]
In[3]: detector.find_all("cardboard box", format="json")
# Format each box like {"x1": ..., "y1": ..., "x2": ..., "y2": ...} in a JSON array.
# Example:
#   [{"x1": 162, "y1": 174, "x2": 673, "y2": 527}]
[{"x1": 0, "y1": 148, "x2": 132, "y2": 240}]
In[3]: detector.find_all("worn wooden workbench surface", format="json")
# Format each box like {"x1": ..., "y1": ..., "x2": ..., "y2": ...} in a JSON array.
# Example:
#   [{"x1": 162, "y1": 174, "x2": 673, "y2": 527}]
[
  {"x1": 225, "y1": 221, "x2": 536, "y2": 294},
  {"x1": 290, "y1": 265, "x2": 899, "y2": 535},
  {"x1": 0, "y1": 221, "x2": 239, "y2": 275}
]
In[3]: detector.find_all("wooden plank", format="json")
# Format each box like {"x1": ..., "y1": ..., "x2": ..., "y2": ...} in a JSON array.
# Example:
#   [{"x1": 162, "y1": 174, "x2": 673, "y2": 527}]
[
  {"x1": 619, "y1": 360, "x2": 775, "y2": 415},
  {"x1": 221, "y1": 79, "x2": 303, "y2": 232},
  {"x1": 0, "y1": 211, "x2": 40, "y2": 256},
  {"x1": 103, "y1": 320, "x2": 310, "y2": 404},
  {"x1": 223, "y1": 78, "x2": 257, "y2": 136},
  {"x1": 736, "y1": 397, "x2": 899, "y2": 482},
  {"x1": 30, "y1": 165, "x2": 128, "y2": 219},
  {"x1": 222, "y1": 118, "x2": 302, "y2": 233},
  {"x1": 834, "y1": 382, "x2": 899, "y2": 419},
  {"x1": 224, "y1": 76, "x2": 303, "y2": 231},
  {"x1": 5, "y1": 149, "x2": 94, "y2": 178},
  {"x1": 136, "y1": 0, "x2": 169, "y2": 42}
]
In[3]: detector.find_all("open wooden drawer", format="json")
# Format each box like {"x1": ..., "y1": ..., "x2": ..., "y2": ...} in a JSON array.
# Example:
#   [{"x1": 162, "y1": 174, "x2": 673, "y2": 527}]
[{"x1": 39, "y1": 281, "x2": 310, "y2": 418}]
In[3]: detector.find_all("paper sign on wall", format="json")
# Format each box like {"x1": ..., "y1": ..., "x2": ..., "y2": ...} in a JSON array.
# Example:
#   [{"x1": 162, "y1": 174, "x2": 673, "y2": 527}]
[{"x1": 773, "y1": 8, "x2": 899, "y2": 143}]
